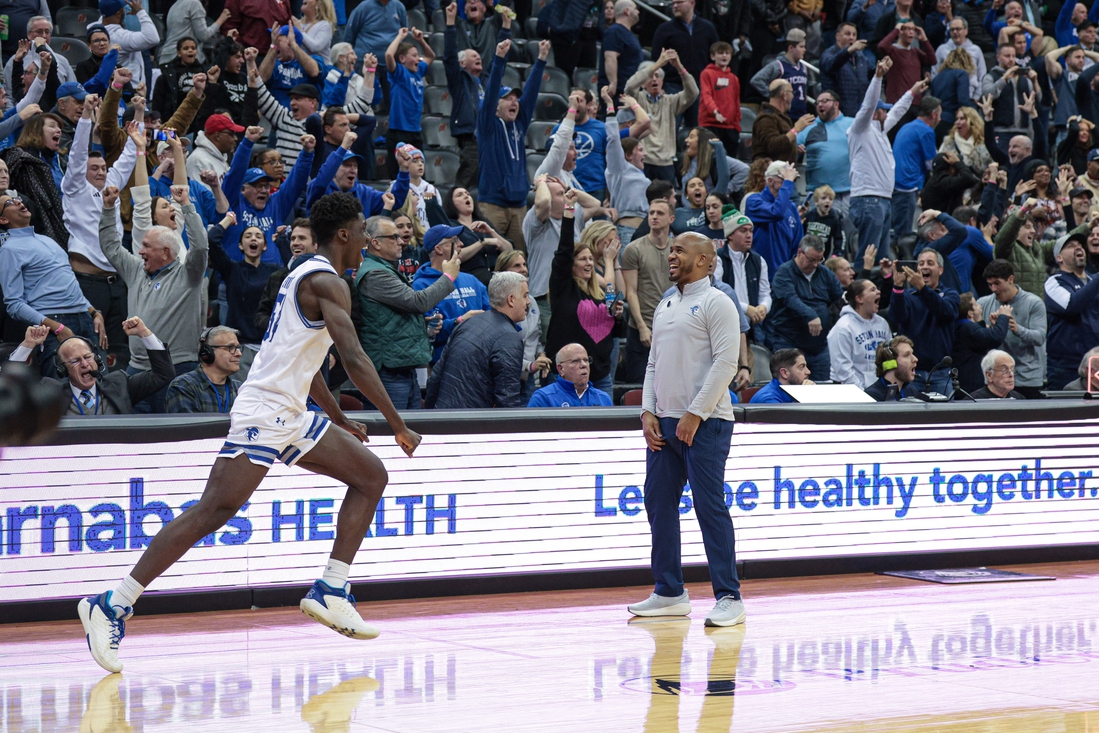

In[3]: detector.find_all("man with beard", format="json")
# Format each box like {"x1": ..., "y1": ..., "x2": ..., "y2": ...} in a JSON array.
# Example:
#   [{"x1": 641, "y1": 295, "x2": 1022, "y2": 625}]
[
  {"x1": 865, "y1": 335, "x2": 921, "y2": 400},
  {"x1": 631, "y1": 230, "x2": 743, "y2": 627}
]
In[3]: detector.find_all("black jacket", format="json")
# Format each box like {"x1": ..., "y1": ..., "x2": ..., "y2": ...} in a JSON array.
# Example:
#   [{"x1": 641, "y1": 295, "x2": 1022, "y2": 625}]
[
  {"x1": 920, "y1": 154, "x2": 981, "y2": 217},
  {"x1": 952, "y1": 316, "x2": 1010, "y2": 393},
  {"x1": 425, "y1": 308, "x2": 524, "y2": 409},
  {"x1": 650, "y1": 16, "x2": 719, "y2": 89},
  {"x1": 43, "y1": 344, "x2": 173, "y2": 414}
]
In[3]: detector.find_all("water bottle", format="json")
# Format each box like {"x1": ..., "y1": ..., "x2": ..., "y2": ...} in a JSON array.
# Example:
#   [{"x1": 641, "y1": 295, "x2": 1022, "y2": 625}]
[{"x1": 605, "y1": 283, "x2": 616, "y2": 314}]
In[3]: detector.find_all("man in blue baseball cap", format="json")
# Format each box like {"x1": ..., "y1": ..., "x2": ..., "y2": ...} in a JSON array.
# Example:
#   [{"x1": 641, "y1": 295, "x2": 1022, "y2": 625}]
[
  {"x1": 307, "y1": 133, "x2": 410, "y2": 217},
  {"x1": 99, "y1": 0, "x2": 160, "y2": 87},
  {"x1": 54, "y1": 81, "x2": 89, "y2": 153},
  {"x1": 220, "y1": 125, "x2": 316, "y2": 266},
  {"x1": 412, "y1": 225, "x2": 490, "y2": 363}
]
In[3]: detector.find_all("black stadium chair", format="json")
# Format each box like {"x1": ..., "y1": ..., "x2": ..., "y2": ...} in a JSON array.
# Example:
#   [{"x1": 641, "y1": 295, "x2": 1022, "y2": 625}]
[
  {"x1": 422, "y1": 115, "x2": 458, "y2": 149},
  {"x1": 526, "y1": 152, "x2": 546, "y2": 182},
  {"x1": 428, "y1": 32, "x2": 445, "y2": 58},
  {"x1": 525, "y1": 16, "x2": 540, "y2": 38},
  {"x1": 374, "y1": 147, "x2": 388, "y2": 172},
  {"x1": 536, "y1": 66, "x2": 570, "y2": 99},
  {"x1": 50, "y1": 37, "x2": 91, "y2": 65},
  {"x1": 424, "y1": 86, "x2": 453, "y2": 116},
  {"x1": 374, "y1": 114, "x2": 389, "y2": 137},
  {"x1": 533, "y1": 92, "x2": 568, "y2": 121},
  {"x1": 424, "y1": 150, "x2": 460, "y2": 186},
  {"x1": 573, "y1": 67, "x2": 598, "y2": 94},
  {"x1": 408, "y1": 8, "x2": 428, "y2": 33},
  {"x1": 523, "y1": 39, "x2": 554, "y2": 66},
  {"x1": 431, "y1": 8, "x2": 446, "y2": 32},
  {"x1": 426, "y1": 59, "x2": 447, "y2": 86},
  {"x1": 503, "y1": 65, "x2": 521, "y2": 89},
  {"x1": 526, "y1": 121, "x2": 557, "y2": 151},
  {"x1": 55, "y1": 6, "x2": 95, "y2": 37}
]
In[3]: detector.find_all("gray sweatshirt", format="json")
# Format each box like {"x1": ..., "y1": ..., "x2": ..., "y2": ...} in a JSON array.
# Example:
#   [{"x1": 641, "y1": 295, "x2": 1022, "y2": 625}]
[
  {"x1": 100, "y1": 204, "x2": 208, "y2": 370},
  {"x1": 604, "y1": 118, "x2": 650, "y2": 218},
  {"x1": 977, "y1": 287, "x2": 1047, "y2": 387}
]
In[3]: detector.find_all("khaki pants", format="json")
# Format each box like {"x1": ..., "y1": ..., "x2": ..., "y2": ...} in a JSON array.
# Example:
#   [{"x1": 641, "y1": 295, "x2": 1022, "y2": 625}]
[{"x1": 480, "y1": 202, "x2": 528, "y2": 252}]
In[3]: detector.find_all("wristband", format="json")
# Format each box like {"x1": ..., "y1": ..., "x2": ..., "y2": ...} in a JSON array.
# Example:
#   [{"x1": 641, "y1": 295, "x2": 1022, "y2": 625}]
[
  {"x1": 443, "y1": 272, "x2": 456, "y2": 282},
  {"x1": 112, "y1": 82, "x2": 123, "y2": 90},
  {"x1": 54, "y1": 322, "x2": 64, "y2": 335},
  {"x1": 631, "y1": 104, "x2": 640, "y2": 110},
  {"x1": 364, "y1": 66, "x2": 376, "y2": 73},
  {"x1": 137, "y1": 151, "x2": 146, "y2": 155},
  {"x1": 606, "y1": 106, "x2": 615, "y2": 114},
  {"x1": 567, "y1": 107, "x2": 577, "y2": 114},
  {"x1": 892, "y1": 287, "x2": 904, "y2": 294}
]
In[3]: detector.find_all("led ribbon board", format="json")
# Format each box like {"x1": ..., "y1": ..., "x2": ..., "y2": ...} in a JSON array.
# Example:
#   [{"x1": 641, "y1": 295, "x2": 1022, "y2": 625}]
[{"x1": 1, "y1": 418, "x2": 1098, "y2": 602}]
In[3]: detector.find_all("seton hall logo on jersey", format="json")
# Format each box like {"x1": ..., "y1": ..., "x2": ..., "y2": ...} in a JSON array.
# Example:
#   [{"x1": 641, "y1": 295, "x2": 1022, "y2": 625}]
[
  {"x1": 245, "y1": 427, "x2": 260, "y2": 442},
  {"x1": 690, "y1": 305, "x2": 701, "y2": 316},
  {"x1": 574, "y1": 131, "x2": 595, "y2": 160}
]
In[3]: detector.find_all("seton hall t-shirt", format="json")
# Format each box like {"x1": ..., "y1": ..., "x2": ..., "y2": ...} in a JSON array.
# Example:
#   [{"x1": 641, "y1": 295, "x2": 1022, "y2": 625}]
[{"x1": 388, "y1": 60, "x2": 428, "y2": 132}]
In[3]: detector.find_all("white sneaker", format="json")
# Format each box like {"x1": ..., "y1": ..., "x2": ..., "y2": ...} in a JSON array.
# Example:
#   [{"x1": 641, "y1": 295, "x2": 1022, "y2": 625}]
[
  {"x1": 627, "y1": 591, "x2": 691, "y2": 617},
  {"x1": 77, "y1": 592, "x2": 133, "y2": 673},
  {"x1": 704, "y1": 596, "x2": 746, "y2": 627},
  {"x1": 300, "y1": 580, "x2": 380, "y2": 639}
]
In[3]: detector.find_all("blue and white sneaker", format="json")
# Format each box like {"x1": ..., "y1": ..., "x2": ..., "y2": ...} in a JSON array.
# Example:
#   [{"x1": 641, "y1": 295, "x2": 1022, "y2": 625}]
[
  {"x1": 77, "y1": 592, "x2": 133, "y2": 673},
  {"x1": 300, "y1": 580, "x2": 379, "y2": 640}
]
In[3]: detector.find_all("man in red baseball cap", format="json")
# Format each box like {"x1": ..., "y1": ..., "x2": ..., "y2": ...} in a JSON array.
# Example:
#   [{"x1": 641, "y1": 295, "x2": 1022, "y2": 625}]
[{"x1": 188, "y1": 113, "x2": 247, "y2": 182}]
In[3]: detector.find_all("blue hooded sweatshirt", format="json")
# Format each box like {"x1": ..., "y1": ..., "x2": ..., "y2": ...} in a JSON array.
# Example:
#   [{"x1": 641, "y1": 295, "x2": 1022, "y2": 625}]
[
  {"x1": 744, "y1": 181, "x2": 803, "y2": 280},
  {"x1": 476, "y1": 48, "x2": 545, "y2": 207},
  {"x1": 221, "y1": 137, "x2": 313, "y2": 266},
  {"x1": 411, "y1": 261, "x2": 490, "y2": 363},
  {"x1": 305, "y1": 145, "x2": 410, "y2": 213}
]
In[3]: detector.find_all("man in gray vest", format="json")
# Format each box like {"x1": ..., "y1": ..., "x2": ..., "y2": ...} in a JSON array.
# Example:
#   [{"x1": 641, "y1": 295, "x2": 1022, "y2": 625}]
[{"x1": 353, "y1": 215, "x2": 461, "y2": 409}]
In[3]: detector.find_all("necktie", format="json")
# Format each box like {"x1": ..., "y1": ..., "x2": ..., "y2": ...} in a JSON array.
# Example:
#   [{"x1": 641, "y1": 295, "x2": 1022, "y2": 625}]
[{"x1": 80, "y1": 390, "x2": 93, "y2": 410}]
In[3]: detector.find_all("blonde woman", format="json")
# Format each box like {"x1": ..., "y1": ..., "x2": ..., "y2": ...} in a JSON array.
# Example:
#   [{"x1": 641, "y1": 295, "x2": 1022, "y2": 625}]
[
  {"x1": 297, "y1": 0, "x2": 336, "y2": 64},
  {"x1": 939, "y1": 106, "x2": 992, "y2": 172},
  {"x1": 930, "y1": 48, "x2": 975, "y2": 137}
]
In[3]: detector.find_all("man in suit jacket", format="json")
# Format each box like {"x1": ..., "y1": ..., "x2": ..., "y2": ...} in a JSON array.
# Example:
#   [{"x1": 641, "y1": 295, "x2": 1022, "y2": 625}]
[{"x1": 7, "y1": 317, "x2": 174, "y2": 415}]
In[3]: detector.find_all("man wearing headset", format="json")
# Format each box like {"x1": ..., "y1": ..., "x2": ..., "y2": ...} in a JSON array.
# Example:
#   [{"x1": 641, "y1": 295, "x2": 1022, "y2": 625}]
[
  {"x1": 7, "y1": 317, "x2": 173, "y2": 415},
  {"x1": 165, "y1": 327, "x2": 243, "y2": 413}
]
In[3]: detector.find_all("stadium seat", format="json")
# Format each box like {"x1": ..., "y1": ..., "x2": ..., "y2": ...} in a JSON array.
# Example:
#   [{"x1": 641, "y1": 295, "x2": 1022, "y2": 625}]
[
  {"x1": 55, "y1": 6, "x2": 94, "y2": 37},
  {"x1": 525, "y1": 16, "x2": 539, "y2": 38},
  {"x1": 526, "y1": 152, "x2": 546, "y2": 181},
  {"x1": 431, "y1": 8, "x2": 446, "y2": 32},
  {"x1": 50, "y1": 37, "x2": 91, "y2": 65},
  {"x1": 572, "y1": 67, "x2": 598, "y2": 94},
  {"x1": 523, "y1": 39, "x2": 554, "y2": 66},
  {"x1": 503, "y1": 65, "x2": 521, "y2": 89},
  {"x1": 428, "y1": 32, "x2": 445, "y2": 58},
  {"x1": 339, "y1": 393, "x2": 363, "y2": 411},
  {"x1": 739, "y1": 386, "x2": 761, "y2": 402},
  {"x1": 750, "y1": 344, "x2": 771, "y2": 383},
  {"x1": 374, "y1": 115, "x2": 389, "y2": 137},
  {"x1": 512, "y1": 62, "x2": 532, "y2": 79},
  {"x1": 622, "y1": 389, "x2": 643, "y2": 406},
  {"x1": 533, "y1": 93, "x2": 568, "y2": 121},
  {"x1": 374, "y1": 147, "x2": 388, "y2": 172},
  {"x1": 537, "y1": 66, "x2": 570, "y2": 99},
  {"x1": 422, "y1": 115, "x2": 458, "y2": 149},
  {"x1": 149, "y1": 14, "x2": 166, "y2": 45},
  {"x1": 426, "y1": 59, "x2": 447, "y2": 86},
  {"x1": 408, "y1": 8, "x2": 428, "y2": 32},
  {"x1": 526, "y1": 121, "x2": 557, "y2": 151},
  {"x1": 424, "y1": 150, "x2": 460, "y2": 185},
  {"x1": 424, "y1": 86, "x2": 453, "y2": 116}
]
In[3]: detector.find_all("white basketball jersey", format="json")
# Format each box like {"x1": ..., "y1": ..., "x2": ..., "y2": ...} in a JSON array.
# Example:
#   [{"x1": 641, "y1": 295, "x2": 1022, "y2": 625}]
[{"x1": 234, "y1": 256, "x2": 339, "y2": 414}]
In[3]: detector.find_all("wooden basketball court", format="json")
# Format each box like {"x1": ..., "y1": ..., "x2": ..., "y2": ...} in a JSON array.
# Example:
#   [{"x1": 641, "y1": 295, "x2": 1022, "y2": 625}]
[{"x1": 3, "y1": 560, "x2": 1099, "y2": 732}]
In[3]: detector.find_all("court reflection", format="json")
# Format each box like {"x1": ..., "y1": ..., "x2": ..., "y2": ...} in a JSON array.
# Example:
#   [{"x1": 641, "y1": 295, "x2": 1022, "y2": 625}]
[
  {"x1": 627, "y1": 618, "x2": 746, "y2": 732},
  {"x1": 301, "y1": 676, "x2": 379, "y2": 733},
  {"x1": 78, "y1": 674, "x2": 131, "y2": 733}
]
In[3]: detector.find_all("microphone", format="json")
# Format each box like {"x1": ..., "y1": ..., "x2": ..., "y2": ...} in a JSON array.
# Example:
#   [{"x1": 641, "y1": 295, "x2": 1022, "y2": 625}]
[
  {"x1": 924, "y1": 356, "x2": 952, "y2": 391},
  {"x1": 89, "y1": 369, "x2": 103, "y2": 380}
]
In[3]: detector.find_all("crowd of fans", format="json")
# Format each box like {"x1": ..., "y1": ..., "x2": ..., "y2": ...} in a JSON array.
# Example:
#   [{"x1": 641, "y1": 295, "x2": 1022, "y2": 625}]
[{"x1": 2, "y1": 0, "x2": 1099, "y2": 415}]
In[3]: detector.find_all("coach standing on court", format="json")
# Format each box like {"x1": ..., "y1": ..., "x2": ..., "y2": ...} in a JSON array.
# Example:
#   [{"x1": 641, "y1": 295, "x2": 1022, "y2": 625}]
[{"x1": 629, "y1": 231, "x2": 744, "y2": 628}]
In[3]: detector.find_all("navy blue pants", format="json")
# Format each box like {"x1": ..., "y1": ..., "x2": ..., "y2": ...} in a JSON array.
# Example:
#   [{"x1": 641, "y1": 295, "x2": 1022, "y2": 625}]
[{"x1": 644, "y1": 416, "x2": 740, "y2": 601}]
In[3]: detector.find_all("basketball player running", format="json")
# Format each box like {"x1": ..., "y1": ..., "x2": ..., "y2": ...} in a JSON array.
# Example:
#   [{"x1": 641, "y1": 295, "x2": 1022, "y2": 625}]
[{"x1": 79, "y1": 189, "x2": 428, "y2": 673}]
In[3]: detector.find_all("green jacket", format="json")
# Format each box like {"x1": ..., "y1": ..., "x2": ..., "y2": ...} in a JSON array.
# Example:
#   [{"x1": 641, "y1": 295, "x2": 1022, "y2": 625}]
[
  {"x1": 993, "y1": 211, "x2": 1063, "y2": 297},
  {"x1": 353, "y1": 254, "x2": 434, "y2": 369}
]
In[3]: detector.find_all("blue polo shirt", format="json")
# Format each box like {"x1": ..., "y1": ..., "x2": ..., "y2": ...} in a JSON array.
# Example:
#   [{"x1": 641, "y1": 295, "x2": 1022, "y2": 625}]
[
  {"x1": 749, "y1": 378, "x2": 796, "y2": 403},
  {"x1": 527, "y1": 378, "x2": 613, "y2": 407}
]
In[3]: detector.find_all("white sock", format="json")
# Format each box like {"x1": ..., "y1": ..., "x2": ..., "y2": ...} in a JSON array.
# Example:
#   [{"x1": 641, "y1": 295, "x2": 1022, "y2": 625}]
[
  {"x1": 321, "y1": 559, "x2": 351, "y2": 589},
  {"x1": 112, "y1": 575, "x2": 145, "y2": 609}
]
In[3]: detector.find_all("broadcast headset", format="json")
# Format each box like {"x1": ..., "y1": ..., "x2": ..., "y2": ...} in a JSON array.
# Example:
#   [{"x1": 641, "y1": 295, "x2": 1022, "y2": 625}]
[
  {"x1": 198, "y1": 327, "x2": 216, "y2": 365},
  {"x1": 54, "y1": 336, "x2": 105, "y2": 379}
]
